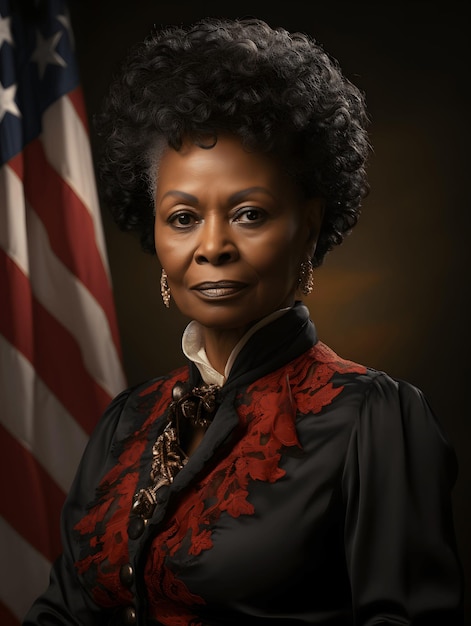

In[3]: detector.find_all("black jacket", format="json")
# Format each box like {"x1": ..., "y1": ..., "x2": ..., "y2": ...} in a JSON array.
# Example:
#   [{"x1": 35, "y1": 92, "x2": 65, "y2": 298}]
[{"x1": 23, "y1": 303, "x2": 464, "y2": 625}]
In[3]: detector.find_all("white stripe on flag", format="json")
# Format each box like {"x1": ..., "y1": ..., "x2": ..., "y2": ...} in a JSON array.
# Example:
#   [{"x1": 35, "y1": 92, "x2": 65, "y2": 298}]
[
  {"x1": 0, "y1": 164, "x2": 29, "y2": 275},
  {"x1": 0, "y1": 333, "x2": 88, "y2": 492},
  {"x1": 41, "y1": 95, "x2": 111, "y2": 275}
]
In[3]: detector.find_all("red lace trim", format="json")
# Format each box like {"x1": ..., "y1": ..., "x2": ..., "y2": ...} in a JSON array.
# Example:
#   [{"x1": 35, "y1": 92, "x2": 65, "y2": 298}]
[{"x1": 73, "y1": 343, "x2": 366, "y2": 619}]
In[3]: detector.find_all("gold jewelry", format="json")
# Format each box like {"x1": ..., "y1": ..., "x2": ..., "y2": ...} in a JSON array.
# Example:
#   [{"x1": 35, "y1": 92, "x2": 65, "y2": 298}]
[
  {"x1": 131, "y1": 381, "x2": 220, "y2": 520},
  {"x1": 299, "y1": 257, "x2": 314, "y2": 296},
  {"x1": 160, "y1": 269, "x2": 171, "y2": 308}
]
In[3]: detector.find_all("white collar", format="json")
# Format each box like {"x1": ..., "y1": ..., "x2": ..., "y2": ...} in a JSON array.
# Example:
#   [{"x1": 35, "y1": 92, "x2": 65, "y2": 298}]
[{"x1": 181, "y1": 307, "x2": 291, "y2": 386}]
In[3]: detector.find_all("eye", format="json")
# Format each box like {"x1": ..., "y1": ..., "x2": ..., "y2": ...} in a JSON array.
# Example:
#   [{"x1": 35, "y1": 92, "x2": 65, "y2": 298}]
[
  {"x1": 233, "y1": 207, "x2": 266, "y2": 225},
  {"x1": 168, "y1": 211, "x2": 198, "y2": 229}
]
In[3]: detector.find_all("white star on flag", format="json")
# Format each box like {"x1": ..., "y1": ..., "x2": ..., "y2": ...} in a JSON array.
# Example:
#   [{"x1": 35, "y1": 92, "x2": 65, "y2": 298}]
[
  {"x1": 57, "y1": 13, "x2": 75, "y2": 50},
  {"x1": 31, "y1": 29, "x2": 67, "y2": 79},
  {"x1": 0, "y1": 12, "x2": 14, "y2": 49},
  {"x1": 0, "y1": 80, "x2": 21, "y2": 122}
]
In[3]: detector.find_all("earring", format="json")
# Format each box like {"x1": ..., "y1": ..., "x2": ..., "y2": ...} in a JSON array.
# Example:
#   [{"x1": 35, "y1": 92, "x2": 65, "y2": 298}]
[
  {"x1": 299, "y1": 257, "x2": 314, "y2": 296},
  {"x1": 160, "y1": 269, "x2": 171, "y2": 308}
]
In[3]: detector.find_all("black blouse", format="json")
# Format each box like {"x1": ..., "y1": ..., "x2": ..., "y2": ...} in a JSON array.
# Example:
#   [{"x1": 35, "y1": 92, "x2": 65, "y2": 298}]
[{"x1": 23, "y1": 302, "x2": 464, "y2": 625}]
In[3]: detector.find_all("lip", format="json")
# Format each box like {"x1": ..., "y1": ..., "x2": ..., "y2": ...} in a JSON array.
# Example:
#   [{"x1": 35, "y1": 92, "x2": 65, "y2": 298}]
[{"x1": 191, "y1": 281, "x2": 248, "y2": 298}]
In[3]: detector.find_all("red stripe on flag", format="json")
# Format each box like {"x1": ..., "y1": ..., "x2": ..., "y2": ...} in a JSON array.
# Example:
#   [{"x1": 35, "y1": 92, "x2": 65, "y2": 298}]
[
  {"x1": 8, "y1": 142, "x2": 122, "y2": 357},
  {"x1": 67, "y1": 85, "x2": 90, "y2": 131},
  {"x1": 0, "y1": 423, "x2": 64, "y2": 562},
  {"x1": 0, "y1": 249, "x2": 113, "y2": 434},
  {"x1": 0, "y1": 600, "x2": 21, "y2": 626}
]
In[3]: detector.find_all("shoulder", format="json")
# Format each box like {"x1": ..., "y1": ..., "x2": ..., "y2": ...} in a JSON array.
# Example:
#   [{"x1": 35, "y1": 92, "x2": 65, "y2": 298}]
[
  {"x1": 297, "y1": 343, "x2": 458, "y2": 480},
  {"x1": 296, "y1": 342, "x2": 453, "y2": 444},
  {"x1": 290, "y1": 340, "x2": 380, "y2": 415},
  {"x1": 68, "y1": 365, "x2": 189, "y2": 491},
  {"x1": 88, "y1": 364, "x2": 189, "y2": 449},
  {"x1": 302, "y1": 340, "x2": 429, "y2": 406}
]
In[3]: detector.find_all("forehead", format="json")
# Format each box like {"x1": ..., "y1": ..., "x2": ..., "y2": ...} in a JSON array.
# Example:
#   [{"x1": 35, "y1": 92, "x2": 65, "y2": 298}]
[{"x1": 154, "y1": 133, "x2": 298, "y2": 198}]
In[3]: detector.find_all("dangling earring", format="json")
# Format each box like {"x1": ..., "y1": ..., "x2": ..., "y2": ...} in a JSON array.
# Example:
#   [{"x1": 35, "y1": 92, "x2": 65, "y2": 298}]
[
  {"x1": 299, "y1": 257, "x2": 314, "y2": 296},
  {"x1": 160, "y1": 269, "x2": 171, "y2": 308}
]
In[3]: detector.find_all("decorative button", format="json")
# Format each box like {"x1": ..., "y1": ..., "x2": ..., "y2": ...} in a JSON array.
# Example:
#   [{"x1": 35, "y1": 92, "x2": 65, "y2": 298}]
[
  {"x1": 172, "y1": 381, "x2": 188, "y2": 401},
  {"x1": 127, "y1": 515, "x2": 147, "y2": 540},
  {"x1": 119, "y1": 563, "x2": 134, "y2": 587},
  {"x1": 121, "y1": 606, "x2": 137, "y2": 625}
]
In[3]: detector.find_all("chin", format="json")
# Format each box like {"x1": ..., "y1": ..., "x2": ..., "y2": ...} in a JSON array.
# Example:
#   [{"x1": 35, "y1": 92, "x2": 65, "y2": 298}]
[{"x1": 185, "y1": 306, "x2": 256, "y2": 331}]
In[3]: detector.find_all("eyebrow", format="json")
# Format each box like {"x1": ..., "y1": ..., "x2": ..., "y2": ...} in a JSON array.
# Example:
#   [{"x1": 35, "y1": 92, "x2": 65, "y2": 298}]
[
  {"x1": 160, "y1": 186, "x2": 274, "y2": 204},
  {"x1": 230, "y1": 187, "x2": 274, "y2": 203},
  {"x1": 160, "y1": 190, "x2": 198, "y2": 203}
]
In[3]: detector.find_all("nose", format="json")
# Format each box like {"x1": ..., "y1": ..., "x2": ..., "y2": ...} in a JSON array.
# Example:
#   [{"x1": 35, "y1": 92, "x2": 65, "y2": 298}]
[{"x1": 194, "y1": 218, "x2": 239, "y2": 266}]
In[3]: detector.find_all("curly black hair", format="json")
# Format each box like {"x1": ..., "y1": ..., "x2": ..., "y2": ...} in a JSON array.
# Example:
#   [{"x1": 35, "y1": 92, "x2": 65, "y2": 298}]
[{"x1": 96, "y1": 16, "x2": 371, "y2": 267}]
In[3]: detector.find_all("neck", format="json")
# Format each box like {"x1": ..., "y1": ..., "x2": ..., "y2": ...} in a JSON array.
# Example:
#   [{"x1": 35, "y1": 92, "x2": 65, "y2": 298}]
[
  {"x1": 202, "y1": 327, "x2": 248, "y2": 376},
  {"x1": 199, "y1": 303, "x2": 297, "y2": 376}
]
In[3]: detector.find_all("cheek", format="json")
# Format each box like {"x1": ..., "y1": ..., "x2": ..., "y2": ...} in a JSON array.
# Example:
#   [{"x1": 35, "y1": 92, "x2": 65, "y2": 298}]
[
  {"x1": 246, "y1": 232, "x2": 302, "y2": 276},
  {"x1": 154, "y1": 233, "x2": 186, "y2": 273}
]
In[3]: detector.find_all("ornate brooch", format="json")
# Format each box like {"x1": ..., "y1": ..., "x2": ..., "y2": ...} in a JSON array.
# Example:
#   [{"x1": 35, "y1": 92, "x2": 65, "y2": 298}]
[{"x1": 131, "y1": 382, "x2": 220, "y2": 520}]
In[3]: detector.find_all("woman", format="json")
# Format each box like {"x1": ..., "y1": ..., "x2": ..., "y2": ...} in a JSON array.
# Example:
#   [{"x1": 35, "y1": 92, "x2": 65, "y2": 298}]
[{"x1": 23, "y1": 16, "x2": 464, "y2": 626}]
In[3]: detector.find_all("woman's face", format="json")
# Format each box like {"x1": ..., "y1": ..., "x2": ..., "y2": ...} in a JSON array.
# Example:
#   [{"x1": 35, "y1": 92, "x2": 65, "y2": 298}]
[{"x1": 154, "y1": 133, "x2": 322, "y2": 334}]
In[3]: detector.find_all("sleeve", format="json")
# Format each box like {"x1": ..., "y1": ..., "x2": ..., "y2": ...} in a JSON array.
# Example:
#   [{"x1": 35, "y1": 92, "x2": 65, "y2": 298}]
[
  {"x1": 342, "y1": 373, "x2": 464, "y2": 626},
  {"x1": 22, "y1": 387, "x2": 133, "y2": 626}
]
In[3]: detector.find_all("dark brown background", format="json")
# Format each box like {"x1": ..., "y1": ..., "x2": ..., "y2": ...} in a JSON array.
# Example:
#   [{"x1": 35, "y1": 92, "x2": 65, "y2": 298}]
[{"x1": 68, "y1": 1, "x2": 470, "y2": 618}]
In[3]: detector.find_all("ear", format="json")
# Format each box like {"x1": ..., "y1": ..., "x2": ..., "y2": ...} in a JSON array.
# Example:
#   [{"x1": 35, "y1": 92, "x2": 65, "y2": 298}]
[{"x1": 303, "y1": 197, "x2": 325, "y2": 256}]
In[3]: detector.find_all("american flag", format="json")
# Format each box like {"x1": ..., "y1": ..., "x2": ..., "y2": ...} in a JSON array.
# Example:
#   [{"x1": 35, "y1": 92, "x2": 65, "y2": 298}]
[{"x1": 0, "y1": 0, "x2": 126, "y2": 622}]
